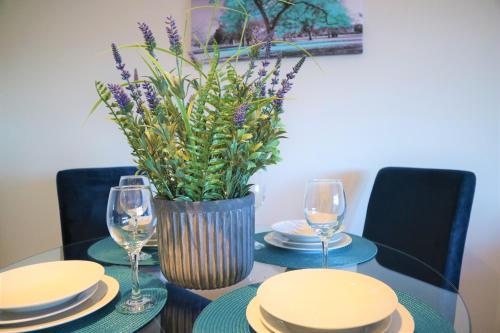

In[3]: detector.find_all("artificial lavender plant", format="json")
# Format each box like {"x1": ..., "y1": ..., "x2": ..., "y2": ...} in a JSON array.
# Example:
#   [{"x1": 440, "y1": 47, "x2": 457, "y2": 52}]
[{"x1": 94, "y1": 17, "x2": 306, "y2": 201}]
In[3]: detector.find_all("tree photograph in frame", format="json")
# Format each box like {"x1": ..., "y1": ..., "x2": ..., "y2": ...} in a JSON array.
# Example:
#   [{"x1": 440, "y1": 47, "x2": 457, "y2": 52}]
[{"x1": 191, "y1": 0, "x2": 363, "y2": 60}]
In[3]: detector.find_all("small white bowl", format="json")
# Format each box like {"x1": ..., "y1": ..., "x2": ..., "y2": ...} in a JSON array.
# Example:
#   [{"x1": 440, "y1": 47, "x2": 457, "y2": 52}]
[{"x1": 256, "y1": 269, "x2": 399, "y2": 331}]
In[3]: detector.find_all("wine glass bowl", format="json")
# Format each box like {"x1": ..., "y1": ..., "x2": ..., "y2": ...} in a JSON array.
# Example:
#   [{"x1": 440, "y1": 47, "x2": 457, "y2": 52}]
[
  {"x1": 119, "y1": 175, "x2": 151, "y2": 187},
  {"x1": 251, "y1": 183, "x2": 266, "y2": 209},
  {"x1": 304, "y1": 179, "x2": 346, "y2": 268},
  {"x1": 119, "y1": 176, "x2": 155, "y2": 260},
  {"x1": 107, "y1": 185, "x2": 157, "y2": 313}
]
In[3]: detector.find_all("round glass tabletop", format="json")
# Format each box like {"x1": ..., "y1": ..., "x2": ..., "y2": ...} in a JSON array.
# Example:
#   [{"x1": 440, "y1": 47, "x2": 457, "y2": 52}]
[{"x1": 1, "y1": 227, "x2": 470, "y2": 333}]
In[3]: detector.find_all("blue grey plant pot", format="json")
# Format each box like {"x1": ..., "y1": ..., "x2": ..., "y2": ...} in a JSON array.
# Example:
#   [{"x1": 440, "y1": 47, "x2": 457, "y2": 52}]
[{"x1": 154, "y1": 193, "x2": 255, "y2": 290}]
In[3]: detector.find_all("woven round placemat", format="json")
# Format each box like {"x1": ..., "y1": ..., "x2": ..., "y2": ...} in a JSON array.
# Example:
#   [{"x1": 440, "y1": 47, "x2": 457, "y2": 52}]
[
  {"x1": 397, "y1": 290, "x2": 455, "y2": 333},
  {"x1": 192, "y1": 285, "x2": 455, "y2": 333},
  {"x1": 193, "y1": 285, "x2": 258, "y2": 333},
  {"x1": 87, "y1": 237, "x2": 159, "y2": 266},
  {"x1": 254, "y1": 232, "x2": 377, "y2": 269},
  {"x1": 39, "y1": 266, "x2": 167, "y2": 333}
]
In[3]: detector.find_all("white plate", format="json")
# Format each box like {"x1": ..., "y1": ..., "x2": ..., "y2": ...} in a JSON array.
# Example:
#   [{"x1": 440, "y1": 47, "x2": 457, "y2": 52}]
[
  {"x1": 256, "y1": 269, "x2": 399, "y2": 330},
  {"x1": 272, "y1": 231, "x2": 346, "y2": 247},
  {"x1": 0, "y1": 261, "x2": 104, "y2": 312},
  {"x1": 261, "y1": 297, "x2": 392, "y2": 333},
  {"x1": 264, "y1": 232, "x2": 352, "y2": 252},
  {"x1": 0, "y1": 275, "x2": 119, "y2": 333},
  {"x1": 246, "y1": 297, "x2": 414, "y2": 333},
  {"x1": 0, "y1": 283, "x2": 99, "y2": 325},
  {"x1": 271, "y1": 220, "x2": 345, "y2": 243},
  {"x1": 387, "y1": 304, "x2": 415, "y2": 333}
]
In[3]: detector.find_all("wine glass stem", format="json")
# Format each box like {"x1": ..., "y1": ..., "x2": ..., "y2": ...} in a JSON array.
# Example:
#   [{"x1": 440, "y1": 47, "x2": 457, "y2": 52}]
[
  {"x1": 321, "y1": 239, "x2": 329, "y2": 268},
  {"x1": 129, "y1": 251, "x2": 142, "y2": 303}
]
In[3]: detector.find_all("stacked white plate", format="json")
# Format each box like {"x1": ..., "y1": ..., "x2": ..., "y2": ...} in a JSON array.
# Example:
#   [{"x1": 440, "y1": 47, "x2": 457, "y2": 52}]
[
  {"x1": 0, "y1": 260, "x2": 119, "y2": 333},
  {"x1": 265, "y1": 220, "x2": 352, "y2": 252},
  {"x1": 246, "y1": 269, "x2": 415, "y2": 333}
]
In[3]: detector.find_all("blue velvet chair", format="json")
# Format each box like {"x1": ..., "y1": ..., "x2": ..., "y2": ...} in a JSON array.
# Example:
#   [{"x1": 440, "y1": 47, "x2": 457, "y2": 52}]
[
  {"x1": 56, "y1": 166, "x2": 137, "y2": 247},
  {"x1": 362, "y1": 167, "x2": 475, "y2": 290}
]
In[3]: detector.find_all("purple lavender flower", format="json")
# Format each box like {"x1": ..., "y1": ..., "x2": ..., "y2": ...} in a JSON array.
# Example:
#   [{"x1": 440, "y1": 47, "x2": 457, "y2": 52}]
[
  {"x1": 121, "y1": 70, "x2": 131, "y2": 81},
  {"x1": 262, "y1": 39, "x2": 272, "y2": 65},
  {"x1": 272, "y1": 56, "x2": 282, "y2": 81},
  {"x1": 142, "y1": 82, "x2": 159, "y2": 110},
  {"x1": 268, "y1": 56, "x2": 281, "y2": 97},
  {"x1": 111, "y1": 43, "x2": 124, "y2": 69},
  {"x1": 108, "y1": 83, "x2": 131, "y2": 110},
  {"x1": 273, "y1": 56, "x2": 305, "y2": 110},
  {"x1": 138, "y1": 22, "x2": 157, "y2": 58},
  {"x1": 257, "y1": 39, "x2": 271, "y2": 78},
  {"x1": 274, "y1": 79, "x2": 292, "y2": 108},
  {"x1": 244, "y1": 59, "x2": 256, "y2": 83},
  {"x1": 234, "y1": 104, "x2": 249, "y2": 127},
  {"x1": 253, "y1": 40, "x2": 272, "y2": 97},
  {"x1": 109, "y1": 44, "x2": 144, "y2": 115},
  {"x1": 127, "y1": 68, "x2": 142, "y2": 99},
  {"x1": 111, "y1": 43, "x2": 130, "y2": 80},
  {"x1": 284, "y1": 57, "x2": 306, "y2": 81},
  {"x1": 257, "y1": 68, "x2": 267, "y2": 77},
  {"x1": 293, "y1": 57, "x2": 306, "y2": 73},
  {"x1": 165, "y1": 16, "x2": 182, "y2": 54}
]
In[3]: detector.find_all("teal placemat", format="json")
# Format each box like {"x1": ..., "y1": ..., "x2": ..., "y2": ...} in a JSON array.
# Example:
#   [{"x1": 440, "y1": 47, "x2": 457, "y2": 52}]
[
  {"x1": 254, "y1": 232, "x2": 377, "y2": 268},
  {"x1": 39, "y1": 266, "x2": 167, "y2": 333},
  {"x1": 192, "y1": 284, "x2": 455, "y2": 333},
  {"x1": 87, "y1": 237, "x2": 159, "y2": 266}
]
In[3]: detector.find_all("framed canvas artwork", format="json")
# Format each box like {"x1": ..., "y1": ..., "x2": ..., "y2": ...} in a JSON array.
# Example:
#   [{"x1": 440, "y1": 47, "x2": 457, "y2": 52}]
[{"x1": 191, "y1": 0, "x2": 363, "y2": 60}]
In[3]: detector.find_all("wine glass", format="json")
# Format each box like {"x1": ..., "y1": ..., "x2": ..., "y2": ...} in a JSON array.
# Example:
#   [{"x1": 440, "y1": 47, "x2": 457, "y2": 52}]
[
  {"x1": 251, "y1": 183, "x2": 266, "y2": 209},
  {"x1": 119, "y1": 175, "x2": 154, "y2": 261},
  {"x1": 107, "y1": 185, "x2": 157, "y2": 314},
  {"x1": 119, "y1": 175, "x2": 150, "y2": 187},
  {"x1": 304, "y1": 179, "x2": 346, "y2": 268},
  {"x1": 251, "y1": 183, "x2": 267, "y2": 250}
]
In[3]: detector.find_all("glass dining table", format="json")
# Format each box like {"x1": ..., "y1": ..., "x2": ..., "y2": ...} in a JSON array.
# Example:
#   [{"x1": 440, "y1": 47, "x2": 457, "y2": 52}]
[{"x1": 1, "y1": 226, "x2": 471, "y2": 333}]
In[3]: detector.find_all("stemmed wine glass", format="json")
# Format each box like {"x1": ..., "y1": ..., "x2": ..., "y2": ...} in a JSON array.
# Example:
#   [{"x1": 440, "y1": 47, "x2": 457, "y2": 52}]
[
  {"x1": 119, "y1": 175, "x2": 150, "y2": 187},
  {"x1": 107, "y1": 185, "x2": 157, "y2": 314},
  {"x1": 250, "y1": 183, "x2": 266, "y2": 209},
  {"x1": 251, "y1": 183, "x2": 267, "y2": 250},
  {"x1": 119, "y1": 175, "x2": 154, "y2": 261},
  {"x1": 304, "y1": 179, "x2": 346, "y2": 268}
]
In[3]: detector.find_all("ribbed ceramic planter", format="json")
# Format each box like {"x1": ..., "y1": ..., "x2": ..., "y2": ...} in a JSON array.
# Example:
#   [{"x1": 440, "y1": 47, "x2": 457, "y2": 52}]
[{"x1": 154, "y1": 194, "x2": 255, "y2": 290}]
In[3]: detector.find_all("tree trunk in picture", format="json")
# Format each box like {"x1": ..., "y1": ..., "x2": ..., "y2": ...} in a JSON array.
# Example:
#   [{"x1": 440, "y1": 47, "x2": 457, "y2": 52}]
[{"x1": 253, "y1": 0, "x2": 292, "y2": 35}]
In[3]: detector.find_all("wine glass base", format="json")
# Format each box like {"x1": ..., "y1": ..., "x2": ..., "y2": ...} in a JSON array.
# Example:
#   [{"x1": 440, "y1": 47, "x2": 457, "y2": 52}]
[{"x1": 116, "y1": 292, "x2": 156, "y2": 314}]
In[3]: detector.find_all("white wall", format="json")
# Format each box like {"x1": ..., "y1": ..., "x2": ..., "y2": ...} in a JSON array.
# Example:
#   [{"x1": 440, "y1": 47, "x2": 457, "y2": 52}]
[{"x1": 1, "y1": 0, "x2": 499, "y2": 331}]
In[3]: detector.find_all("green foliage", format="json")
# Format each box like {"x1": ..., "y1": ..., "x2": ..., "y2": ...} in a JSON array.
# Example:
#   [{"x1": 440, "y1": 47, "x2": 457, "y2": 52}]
[{"x1": 95, "y1": 17, "x2": 304, "y2": 202}]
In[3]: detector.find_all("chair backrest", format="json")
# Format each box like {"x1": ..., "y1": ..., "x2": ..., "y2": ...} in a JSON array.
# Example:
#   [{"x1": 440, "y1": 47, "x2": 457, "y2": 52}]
[
  {"x1": 362, "y1": 167, "x2": 475, "y2": 289},
  {"x1": 56, "y1": 166, "x2": 137, "y2": 246}
]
